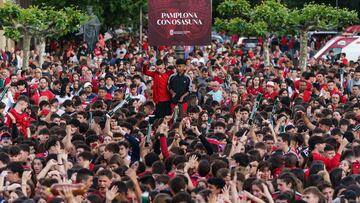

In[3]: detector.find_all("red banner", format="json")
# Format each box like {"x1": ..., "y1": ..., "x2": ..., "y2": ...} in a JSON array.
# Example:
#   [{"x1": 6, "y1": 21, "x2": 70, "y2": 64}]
[{"x1": 148, "y1": 0, "x2": 212, "y2": 46}]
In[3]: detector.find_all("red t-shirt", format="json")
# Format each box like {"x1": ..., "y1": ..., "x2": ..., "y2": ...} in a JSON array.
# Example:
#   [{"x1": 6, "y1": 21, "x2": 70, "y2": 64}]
[
  {"x1": 31, "y1": 89, "x2": 55, "y2": 105},
  {"x1": 5, "y1": 108, "x2": 31, "y2": 138},
  {"x1": 264, "y1": 91, "x2": 278, "y2": 100},
  {"x1": 312, "y1": 152, "x2": 340, "y2": 171}
]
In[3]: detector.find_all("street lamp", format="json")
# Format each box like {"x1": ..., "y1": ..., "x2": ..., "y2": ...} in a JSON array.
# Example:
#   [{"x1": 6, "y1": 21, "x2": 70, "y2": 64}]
[{"x1": 175, "y1": 45, "x2": 185, "y2": 59}]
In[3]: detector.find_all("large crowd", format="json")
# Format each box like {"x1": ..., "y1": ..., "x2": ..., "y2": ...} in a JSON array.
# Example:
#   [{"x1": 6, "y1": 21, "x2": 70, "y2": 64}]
[{"x1": 0, "y1": 31, "x2": 359, "y2": 203}]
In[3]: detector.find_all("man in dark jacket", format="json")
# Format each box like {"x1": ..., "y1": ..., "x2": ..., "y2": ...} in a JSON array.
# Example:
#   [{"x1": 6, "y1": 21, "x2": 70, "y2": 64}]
[{"x1": 168, "y1": 59, "x2": 192, "y2": 113}]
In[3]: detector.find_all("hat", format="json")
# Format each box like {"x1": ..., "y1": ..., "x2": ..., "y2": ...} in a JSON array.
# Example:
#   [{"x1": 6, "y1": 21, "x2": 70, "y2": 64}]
[
  {"x1": 266, "y1": 81, "x2": 275, "y2": 88},
  {"x1": 201, "y1": 67, "x2": 208, "y2": 72},
  {"x1": 308, "y1": 136, "x2": 325, "y2": 150},
  {"x1": 84, "y1": 82, "x2": 92, "y2": 88},
  {"x1": 30, "y1": 84, "x2": 38, "y2": 89},
  {"x1": 0, "y1": 132, "x2": 12, "y2": 140}
]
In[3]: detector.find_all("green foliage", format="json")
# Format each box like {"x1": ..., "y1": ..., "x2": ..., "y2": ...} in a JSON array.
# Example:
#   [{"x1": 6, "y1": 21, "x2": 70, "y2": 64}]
[
  {"x1": 0, "y1": 2, "x2": 88, "y2": 40},
  {"x1": 252, "y1": 0, "x2": 289, "y2": 36},
  {"x1": 32, "y1": 0, "x2": 147, "y2": 30},
  {"x1": 215, "y1": 0, "x2": 359, "y2": 37},
  {"x1": 217, "y1": 0, "x2": 251, "y2": 18},
  {"x1": 289, "y1": 3, "x2": 358, "y2": 31},
  {"x1": 215, "y1": 0, "x2": 289, "y2": 37}
]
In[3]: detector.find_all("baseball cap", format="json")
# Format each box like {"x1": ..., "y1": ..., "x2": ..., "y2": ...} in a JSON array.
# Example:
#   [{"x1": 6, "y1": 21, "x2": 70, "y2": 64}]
[
  {"x1": 201, "y1": 67, "x2": 208, "y2": 72},
  {"x1": 266, "y1": 81, "x2": 275, "y2": 88},
  {"x1": 83, "y1": 82, "x2": 92, "y2": 88},
  {"x1": 0, "y1": 132, "x2": 12, "y2": 141}
]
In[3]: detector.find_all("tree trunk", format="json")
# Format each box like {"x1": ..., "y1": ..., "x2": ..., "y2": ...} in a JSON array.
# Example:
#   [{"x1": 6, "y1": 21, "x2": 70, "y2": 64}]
[
  {"x1": 299, "y1": 30, "x2": 308, "y2": 72},
  {"x1": 22, "y1": 34, "x2": 31, "y2": 71},
  {"x1": 38, "y1": 37, "x2": 46, "y2": 68},
  {"x1": 263, "y1": 36, "x2": 271, "y2": 67}
]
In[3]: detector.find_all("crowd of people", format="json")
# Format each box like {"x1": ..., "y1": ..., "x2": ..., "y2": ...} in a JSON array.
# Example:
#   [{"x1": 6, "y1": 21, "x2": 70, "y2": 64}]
[{"x1": 0, "y1": 30, "x2": 359, "y2": 203}]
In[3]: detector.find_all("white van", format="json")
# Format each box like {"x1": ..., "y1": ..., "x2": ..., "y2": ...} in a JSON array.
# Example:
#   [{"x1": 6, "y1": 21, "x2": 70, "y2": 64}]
[{"x1": 314, "y1": 26, "x2": 360, "y2": 62}]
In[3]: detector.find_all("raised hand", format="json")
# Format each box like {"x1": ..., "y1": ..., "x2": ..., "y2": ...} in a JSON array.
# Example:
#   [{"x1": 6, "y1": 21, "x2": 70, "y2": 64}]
[
  {"x1": 22, "y1": 171, "x2": 32, "y2": 183},
  {"x1": 105, "y1": 186, "x2": 119, "y2": 202},
  {"x1": 47, "y1": 159, "x2": 58, "y2": 167},
  {"x1": 125, "y1": 168, "x2": 137, "y2": 181},
  {"x1": 187, "y1": 155, "x2": 198, "y2": 169},
  {"x1": 66, "y1": 125, "x2": 72, "y2": 136},
  {"x1": 221, "y1": 185, "x2": 230, "y2": 201},
  {"x1": 59, "y1": 186, "x2": 74, "y2": 200}
]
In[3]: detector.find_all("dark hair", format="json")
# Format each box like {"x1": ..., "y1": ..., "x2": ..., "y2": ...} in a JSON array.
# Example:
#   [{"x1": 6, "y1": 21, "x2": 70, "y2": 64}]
[
  {"x1": 85, "y1": 194, "x2": 102, "y2": 203},
  {"x1": 97, "y1": 169, "x2": 113, "y2": 180},
  {"x1": 198, "y1": 160, "x2": 211, "y2": 177},
  {"x1": 176, "y1": 59, "x2": 186, "y2": 65},
  {"x1": 277, "y1": 172, "x2": 299, "y2": 192},
  {"x1": 118, "y1": 141, "x2": 130, "y2": 149},
  {"x1": 207, "y1": 177, "x2": 226, "y2": 189},
  {"x1": 9, "y1": 146, "x2": 21, "y2": 156},
  {"x1": 78, "y1": 151, "x2": 93, "y2": 162},
  {"x1": 284, "y1": 153, "x2": 298, "y2": 168},
  {"x1": 105, "y1": 143, "x2": 119, "y2": 153},
  {"x1": 169, "y1": 176, "x2": 187, "y2": 194},
  {"x1": 0, "y1": 152, "x2": 10, "y2": 165},
  {"x1": 211, "y1": 159, "x2": 228, "y2": 177},
  {"x1": 17, "y1": 95, "x2": 29, "y2": 103},
  {"x1": 171, "y1": 191, "x2": 193, "y2": 203},
  {"x1": 7, "y1": 162, "x2": 24, "y2": 177},
  {"x1": 307, "y1": 174, "x2": 324, "y2": 187},
  {"x1": 32, "y1": 157, "x2": 46, "y2": 172},
  {"x1": 111, "y1": 181, "x2": 128, "y2": 194},
  {"x1": 309, "y1": 162, "x2": 325, "y2": 176},
  {"x1": 278, "y1": 133, "x2": 291, "y2": 146},
  {"x1": 330, "y1": 168, "x2": 344, "y2": 188},
  {"x1": 152, "y1": 161, "x2": 165, "y2": 174},
  {"x1": 76, "y1": 168, "x2": 94, "y2": 183},
  {"x1": 144, "y1": 152, "x2": 160, "y2": 167}
]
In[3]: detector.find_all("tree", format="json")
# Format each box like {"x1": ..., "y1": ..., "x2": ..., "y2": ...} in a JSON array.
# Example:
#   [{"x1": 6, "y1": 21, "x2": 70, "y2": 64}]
[
  {"x1": 215, "y1": 0, "x2": 358, "y2": 72},
  {"x1": 32, "y1": 0, "x2": 147, "y2": 31},
  {"x1": 215, "y1": 0, "x2": 289, "y2": 66},
  {"x1": 0, "y1": 3, "x2": 88, "y2": 69},
  {"x1": 289, "y1": 3, "x2": 358, "y2": 71}
]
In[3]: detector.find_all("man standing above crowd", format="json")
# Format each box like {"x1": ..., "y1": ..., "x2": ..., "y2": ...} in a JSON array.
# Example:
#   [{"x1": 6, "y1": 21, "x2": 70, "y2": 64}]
[
  {"x1": 143, "y1": 59, "x2": 173, "y2": 119},
  {"x1": 168, "y1": 59, "x2": 192, "y2": 114}
]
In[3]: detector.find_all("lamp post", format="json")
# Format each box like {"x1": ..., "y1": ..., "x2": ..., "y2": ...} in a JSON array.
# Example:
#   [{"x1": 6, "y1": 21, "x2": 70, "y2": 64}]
[{"x1": 175, "y1": 45, "x2": 185, "y2": 59}]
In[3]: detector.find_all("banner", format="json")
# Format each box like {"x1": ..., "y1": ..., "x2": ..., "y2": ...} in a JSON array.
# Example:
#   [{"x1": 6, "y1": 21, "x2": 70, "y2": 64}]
[{"x1": 148, "y1": 0, "x2": 212, "y2": 46}]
